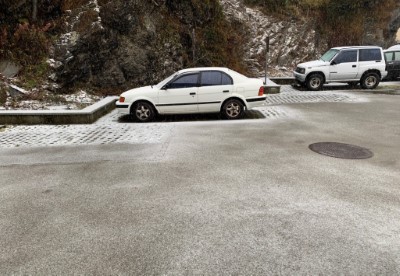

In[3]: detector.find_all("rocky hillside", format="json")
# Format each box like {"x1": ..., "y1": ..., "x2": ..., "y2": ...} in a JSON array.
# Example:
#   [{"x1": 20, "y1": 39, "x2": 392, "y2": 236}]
[{"x1": 0, "y1": 0, "x2": 399, "y2": 105}]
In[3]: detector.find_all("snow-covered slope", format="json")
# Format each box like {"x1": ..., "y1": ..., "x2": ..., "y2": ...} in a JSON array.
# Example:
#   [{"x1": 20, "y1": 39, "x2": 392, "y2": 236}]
[{"x1": 220, "y1": 0, "x2": 324, "y2": 76}]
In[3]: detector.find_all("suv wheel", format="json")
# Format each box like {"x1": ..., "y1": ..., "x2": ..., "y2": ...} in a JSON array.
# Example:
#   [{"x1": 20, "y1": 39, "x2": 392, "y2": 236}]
[
  {"x1": 306, "y1": 74, "x2": 323, "y2": 91},
  {"x1": 361, "y1": 72, "x2": 379, "y2": 89}
]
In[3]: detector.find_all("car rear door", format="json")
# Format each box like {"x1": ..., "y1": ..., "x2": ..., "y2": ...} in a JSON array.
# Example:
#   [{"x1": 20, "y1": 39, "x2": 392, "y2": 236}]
[
  {"x1": 157, "y1": 73, "x2": 199, "y2": 114},
  {"x1": 197, "y1": 71, "x2": 233, "y2": 112}
]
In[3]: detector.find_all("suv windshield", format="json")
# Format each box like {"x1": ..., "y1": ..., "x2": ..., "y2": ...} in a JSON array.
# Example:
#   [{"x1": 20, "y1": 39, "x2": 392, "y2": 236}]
[{"x1": 320, "y1": 49, "x2": 339, "y2": 62}]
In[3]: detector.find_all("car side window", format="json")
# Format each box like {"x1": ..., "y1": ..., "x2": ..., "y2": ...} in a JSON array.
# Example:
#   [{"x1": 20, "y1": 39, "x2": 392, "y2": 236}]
[
  {"x1": 395, "y1": 52, "x2": 400, "y2": 61},
  {"x1": 359, "y1": 49, "x2": 382, "y2": 61},
  {"x1": 221, "y1": 73, "x2": 233, "y2": 85},
  {"x1": 385, "y1": 52, "x2": 394, "y2": 61},
  {"x1": 333, "y1": 50, "x2": 357, "y2": 64},
  {"x1": 201, "y1": 71, "x2": 222, "y2": 86},
  {"x1": 200, "y1": 71, "x2": 233, "y2": 86},
  {"x1": 168, "y1": 74, "x2": 199, "y2": 89}
]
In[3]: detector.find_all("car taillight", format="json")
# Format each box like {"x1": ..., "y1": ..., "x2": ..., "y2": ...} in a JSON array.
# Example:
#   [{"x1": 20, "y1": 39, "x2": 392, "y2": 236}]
[
  {"x1": 119, "y1": 96, "x2": 125, "y2": 103},
  {"x1": 258, "y1": 86, "x2": 265, "y2": 96}
]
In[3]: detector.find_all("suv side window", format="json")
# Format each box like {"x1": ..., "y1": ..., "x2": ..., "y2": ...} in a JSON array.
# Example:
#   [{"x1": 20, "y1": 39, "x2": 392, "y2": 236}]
[
  {"x1": 333, "y1": 50, "x2": 357, "y2": 64},
  {"x1": 168, "y1": 74, "x2": 199, "y2": 89},
  {"x1": 200, "y1": 71, "x2": 233, "y2": 86},
  {"x1": 359, "y1": 49, "x2": 382, "y2": 61}
]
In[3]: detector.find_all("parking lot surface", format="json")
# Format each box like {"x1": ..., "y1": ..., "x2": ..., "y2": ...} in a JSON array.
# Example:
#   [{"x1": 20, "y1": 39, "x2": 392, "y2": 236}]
[{"x1": 0, "y1": 86, "x2": 399, "y2": 274}]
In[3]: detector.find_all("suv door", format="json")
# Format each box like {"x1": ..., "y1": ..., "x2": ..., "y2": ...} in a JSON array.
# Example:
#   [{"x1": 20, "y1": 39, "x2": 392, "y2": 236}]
[
  {"x1": 329, "y1": 50, "x2": 358, "y2": 80},
  {"x1": 158, "y1": 73, "x2": 199, "y2": 114},
  {"x1": 197, "y1": 71, "x2": 233, "y2": 112}
]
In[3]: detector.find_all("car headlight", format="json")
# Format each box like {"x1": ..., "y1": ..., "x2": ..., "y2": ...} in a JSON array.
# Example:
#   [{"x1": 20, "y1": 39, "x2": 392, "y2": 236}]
[{"x1": 296, "y1": 67, "x2": 306, "y2": 74}]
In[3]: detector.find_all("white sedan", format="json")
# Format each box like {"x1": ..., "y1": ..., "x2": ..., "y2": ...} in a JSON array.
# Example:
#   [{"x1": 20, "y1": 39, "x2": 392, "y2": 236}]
[{"x1": 116, "y1": 67, "x2": 266, "y2": 122}]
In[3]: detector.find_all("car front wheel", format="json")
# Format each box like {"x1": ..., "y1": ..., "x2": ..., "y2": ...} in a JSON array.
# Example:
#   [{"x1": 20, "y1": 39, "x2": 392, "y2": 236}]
[
  {"x1": 306, "y1": 73, "x2": 323, "y2": 91},
  {"x1": 221, "y1": 99, "x2": 244, "y2": 120},
  {"x1": 361, "y1": 72, "x2": 379, "y2": 89},
  {"x1": 132, "y1": 101, "x2": 156, "y2": 122}
]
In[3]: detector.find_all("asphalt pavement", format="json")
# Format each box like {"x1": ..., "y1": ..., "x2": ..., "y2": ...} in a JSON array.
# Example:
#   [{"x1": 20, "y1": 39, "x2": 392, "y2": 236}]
[{"x1": 0, "y1": 89, "x2": 399, "y2": 275}]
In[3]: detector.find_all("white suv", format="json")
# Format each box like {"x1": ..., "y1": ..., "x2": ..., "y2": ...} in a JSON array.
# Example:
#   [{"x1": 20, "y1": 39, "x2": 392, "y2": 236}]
[{"x1": 294, "y1": 46, "x2": 387, "y2": 91}]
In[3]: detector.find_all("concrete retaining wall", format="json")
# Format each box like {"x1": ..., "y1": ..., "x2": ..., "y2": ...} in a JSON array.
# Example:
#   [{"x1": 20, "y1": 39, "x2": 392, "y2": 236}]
[{"x1": 0, "y1": 96, "x2": 118, "y2": 125}]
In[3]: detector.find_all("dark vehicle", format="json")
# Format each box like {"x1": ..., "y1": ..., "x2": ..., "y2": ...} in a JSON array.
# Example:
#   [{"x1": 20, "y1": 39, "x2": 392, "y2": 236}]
[{"x1": 384, "y1": 45, "x2": 400, "y2": 81}]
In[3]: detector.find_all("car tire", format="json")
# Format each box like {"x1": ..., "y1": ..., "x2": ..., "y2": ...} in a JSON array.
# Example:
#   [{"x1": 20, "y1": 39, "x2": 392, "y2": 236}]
[
  {"x1": 306, "y1": 73, "x2": 323, "y2": 91},
  {"x1": 361, "y1": 72, "x2": 379, "y2": 89},
  {"x1": 221, "y1": 99, "x2": 244, "y2": 120},
  {"x1": 131, "y1": 101, "x2": 156, "y2": 122}
]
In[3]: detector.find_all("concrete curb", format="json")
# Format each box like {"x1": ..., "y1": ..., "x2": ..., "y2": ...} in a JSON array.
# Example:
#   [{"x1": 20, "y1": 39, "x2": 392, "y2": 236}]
[{"x1": 0, "y1": 96, "x2": 118, "y2": 125}]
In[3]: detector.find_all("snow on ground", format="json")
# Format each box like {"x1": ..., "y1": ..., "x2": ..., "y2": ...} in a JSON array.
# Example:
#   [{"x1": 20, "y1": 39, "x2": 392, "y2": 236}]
[
  {"x1": 2, "y1": 89, "x2": 101, "y2": 111},
  {"x1": 0, "y1": 86, "x2": 368, "y2": 148}
]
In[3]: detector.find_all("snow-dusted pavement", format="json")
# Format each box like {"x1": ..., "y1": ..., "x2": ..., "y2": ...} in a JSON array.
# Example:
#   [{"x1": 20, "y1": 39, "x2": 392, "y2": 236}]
[
  {"x1": 0, "y1": 88, "x2": 399, "y2": 275},
  {"x1": 0, "y1": 86, "x2": 366, "y2": 148}
]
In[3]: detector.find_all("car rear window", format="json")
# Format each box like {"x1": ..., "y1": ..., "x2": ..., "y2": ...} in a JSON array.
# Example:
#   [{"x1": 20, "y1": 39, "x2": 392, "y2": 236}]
[
  {"x1": 200, "y1": 71, "x2": 233, "y2": 86},
  {"x1": 359, "y1": 49, "x2": 382, "y2": 61}
]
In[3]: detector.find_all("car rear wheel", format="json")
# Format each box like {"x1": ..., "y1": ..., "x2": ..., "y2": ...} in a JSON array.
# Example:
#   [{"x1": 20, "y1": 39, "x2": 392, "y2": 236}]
[
  {"x1": 361, "y1": 72, "x2": 379, "y2": 89},
  {"x1": 221, "y1": 99, "x2": 244, "y2": 120},
  {"x1": 306, "y1": 73, "x2": 323, "y2": 91},
  {"x1": 132, "y1": 101, "x2": 156, "y2": 122}
]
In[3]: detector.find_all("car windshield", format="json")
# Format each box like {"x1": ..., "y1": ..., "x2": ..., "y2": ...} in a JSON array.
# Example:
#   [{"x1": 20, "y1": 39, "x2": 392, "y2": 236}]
[
  {"x1": 320, "y1": 49, "x2": 339, "y2": 62},
  {"x1": 156, "y1": 72, "x2": 178, "y2": 88}
]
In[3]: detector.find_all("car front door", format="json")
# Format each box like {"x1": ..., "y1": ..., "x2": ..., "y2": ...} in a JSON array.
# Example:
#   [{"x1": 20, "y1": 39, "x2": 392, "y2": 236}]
[
  {"x1": 197, "y1": 71, "x2": 234, "y2": 112},
  {"x1": 393, "y1": 51, "x2": 400, "y2": 79},
  {"x1": 157, "y1": 73, "x2": 199, "y2": 114},
  {"x1": 329, "y1": 50, "x2": 358, "y2": 80}
]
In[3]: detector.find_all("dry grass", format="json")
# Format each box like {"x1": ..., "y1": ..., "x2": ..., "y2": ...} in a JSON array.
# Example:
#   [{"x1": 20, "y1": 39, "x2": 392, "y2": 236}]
[{"x1": 73, "y1": 9, "x2": 99, "y2": 33}]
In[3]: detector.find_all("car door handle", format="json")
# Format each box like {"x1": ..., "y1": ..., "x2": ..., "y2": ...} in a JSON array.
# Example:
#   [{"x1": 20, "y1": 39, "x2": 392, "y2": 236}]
[
  {"x1": 352, "y1": 65, "x2": 357, "y2": 68},
  {"x1": 190, "y1": 92, "x2": 196, "y2": 96},
  {"x1": 223, "y1": 90, "x2": 230, "y2": 93}
]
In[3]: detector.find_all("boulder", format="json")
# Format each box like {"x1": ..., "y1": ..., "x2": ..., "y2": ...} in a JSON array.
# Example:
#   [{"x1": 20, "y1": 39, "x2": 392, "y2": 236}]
[{"x1": 0, "y1": 60, "x2": 20, "y2": 78}]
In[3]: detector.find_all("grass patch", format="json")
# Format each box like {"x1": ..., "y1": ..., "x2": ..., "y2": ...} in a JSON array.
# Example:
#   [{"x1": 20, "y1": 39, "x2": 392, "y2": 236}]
[{"x1": 17, "y1": 60, "x2": 50, "y2": 91}]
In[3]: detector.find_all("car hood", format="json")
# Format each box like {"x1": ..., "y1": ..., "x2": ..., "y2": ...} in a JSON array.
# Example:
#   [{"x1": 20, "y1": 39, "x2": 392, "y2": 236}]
[
  {"x1": 297, "y1": 60, "x2": 329, "y2": 68},
  {"x1": 122, "y1": 85, "x2": 156, "y2": 96}
]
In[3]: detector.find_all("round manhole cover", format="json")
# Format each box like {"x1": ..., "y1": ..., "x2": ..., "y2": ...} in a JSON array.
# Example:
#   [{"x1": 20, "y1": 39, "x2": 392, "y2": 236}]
[{"x1": 309, "y1": 142, "x2": 373, "y2": 159}]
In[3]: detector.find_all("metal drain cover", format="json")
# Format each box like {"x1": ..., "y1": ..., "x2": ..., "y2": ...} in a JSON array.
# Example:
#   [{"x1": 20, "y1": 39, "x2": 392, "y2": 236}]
[{"x1": 309, "y1": 142, "x2": 373, "y2": 159}]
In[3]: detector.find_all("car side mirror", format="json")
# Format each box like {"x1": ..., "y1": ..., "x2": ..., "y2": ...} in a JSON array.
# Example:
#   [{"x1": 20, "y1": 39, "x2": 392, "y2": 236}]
[
  {"x1": 331, "y1": 60, "x2": 337, "y2": 65},
  {"x1": 161, "y1": 84, "x2": 170, "y2": 90}
]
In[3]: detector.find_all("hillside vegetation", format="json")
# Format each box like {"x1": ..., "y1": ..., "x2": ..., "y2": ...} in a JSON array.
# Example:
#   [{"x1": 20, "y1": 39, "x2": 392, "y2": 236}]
[
  {"x1": 0, "y1": 0, "x2": 399, "y2": 95},
  {"x1": 244, "y1": 0, "x2": 398, "y2": 46},
  {"x1": 0, "y1": 0, "x2": 247, "y2": 92}
]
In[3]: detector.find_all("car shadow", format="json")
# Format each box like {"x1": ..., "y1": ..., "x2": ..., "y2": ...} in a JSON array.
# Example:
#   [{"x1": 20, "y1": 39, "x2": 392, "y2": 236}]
[
  {"x1": 291, "y1": 83, "x2": 361, "y2": 91},
  {"x1": 118, "y1": 110, "x2": 266, "y2": 123}
]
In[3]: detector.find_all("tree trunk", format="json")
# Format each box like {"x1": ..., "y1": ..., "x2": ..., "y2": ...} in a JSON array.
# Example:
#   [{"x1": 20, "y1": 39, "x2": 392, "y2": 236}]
[{"x1": 32, "y1": 0, "x2": 37, "y2": 22}]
